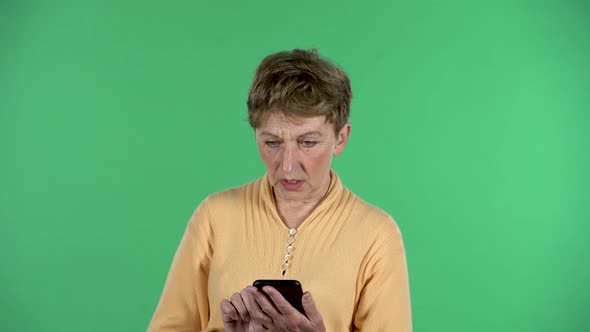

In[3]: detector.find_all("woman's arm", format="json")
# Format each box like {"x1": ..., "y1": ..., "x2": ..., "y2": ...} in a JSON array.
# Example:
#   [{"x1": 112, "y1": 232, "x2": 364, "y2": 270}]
[
  {"x1": 147, "y1": 198, "x2": 215, "y2": 332},
  {"x1": 353, "y1": 217, "x2": 412, "y2": 331}
]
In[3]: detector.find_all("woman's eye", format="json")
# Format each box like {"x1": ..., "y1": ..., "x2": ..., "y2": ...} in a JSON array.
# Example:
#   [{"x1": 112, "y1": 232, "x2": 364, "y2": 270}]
[
  {"x1": 265, "y1": 141, "x2": 280, "y2": 147},
  {"x1": 300, "y1": 141, "x2": 318, "y2": 148}
]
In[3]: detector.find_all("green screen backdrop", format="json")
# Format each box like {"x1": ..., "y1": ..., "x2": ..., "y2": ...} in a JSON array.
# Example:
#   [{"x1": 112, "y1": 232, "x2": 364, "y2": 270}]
[{"x1": 1, "y1": 1, "x2": 589, "y2": 331}]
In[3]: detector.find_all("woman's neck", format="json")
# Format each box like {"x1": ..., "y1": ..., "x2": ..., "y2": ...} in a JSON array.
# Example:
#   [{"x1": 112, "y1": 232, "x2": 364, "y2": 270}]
[
  {"x1": 274, "y1": 175, "x2": 331, "y2": 229},
  {"x1": 275, "y1": 200, "x2": 318, "y2": 229}
]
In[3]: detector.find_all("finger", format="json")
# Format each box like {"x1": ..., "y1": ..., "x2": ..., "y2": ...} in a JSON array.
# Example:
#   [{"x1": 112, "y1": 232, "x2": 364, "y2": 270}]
[
  {"x1": 301, "y1": 292, "x2": 324, "y2": 327},
  {"x1": 230, "y1": 292, "x2": 250, "y2": 322},
  {"x1": 240, "y1": 287, "x2": 263, "y2": 320},
  {"x1": 248, "y1": 286, "x2": 281, "y2": 320},
  {"x1": 262, "y1": 285, "x2": 299, "y2": 316},
  {"x1": 220, "y1": 299, "x2": 239, "y2": 323}
]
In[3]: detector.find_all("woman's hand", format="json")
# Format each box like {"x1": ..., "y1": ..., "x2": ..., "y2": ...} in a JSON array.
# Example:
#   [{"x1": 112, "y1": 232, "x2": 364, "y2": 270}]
[
  {"x1": 220, "y1": 290, "x2": 267, "y2": 332},
  {"x1": 242, "y1": 285, "x2": 326, "y2": 332}
]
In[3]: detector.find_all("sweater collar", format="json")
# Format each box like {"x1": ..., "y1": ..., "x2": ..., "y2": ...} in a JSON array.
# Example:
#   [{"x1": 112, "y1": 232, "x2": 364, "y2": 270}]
[{"x1": 260, "y1": 169, "x2": 344, "y2": 226}]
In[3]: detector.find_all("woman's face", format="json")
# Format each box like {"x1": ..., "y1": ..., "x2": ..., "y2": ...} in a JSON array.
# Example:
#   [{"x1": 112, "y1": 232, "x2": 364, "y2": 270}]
[{"x1": 255, "y1": 112, "x2": 351, "y2": 204}]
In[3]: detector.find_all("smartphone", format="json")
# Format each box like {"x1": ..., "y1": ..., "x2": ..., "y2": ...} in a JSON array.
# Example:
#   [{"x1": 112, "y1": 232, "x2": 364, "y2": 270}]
[{"x1": 253, "y1": 279, "x2": 305, "y2": 315}]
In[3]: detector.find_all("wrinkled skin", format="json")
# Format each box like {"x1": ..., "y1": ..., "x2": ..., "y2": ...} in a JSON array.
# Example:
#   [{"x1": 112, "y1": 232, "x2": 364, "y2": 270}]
[{"x1": 220, "y1": 286, "x2": 326, "y2": 332}]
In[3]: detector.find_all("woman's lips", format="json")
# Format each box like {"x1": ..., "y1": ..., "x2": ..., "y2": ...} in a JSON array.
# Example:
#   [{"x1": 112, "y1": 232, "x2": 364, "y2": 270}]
[{"x1": 280, "y1": 179, "x2": 304, "y2": 191}]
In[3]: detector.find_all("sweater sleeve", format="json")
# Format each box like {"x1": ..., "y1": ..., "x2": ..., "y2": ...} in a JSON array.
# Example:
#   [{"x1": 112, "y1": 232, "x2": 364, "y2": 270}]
[
  {"x1": 353, "y1": 216, "x2": 412, "y2": 331},
  {"x1": 147, "y1": 198, "x2": 215, "y2": 332}
]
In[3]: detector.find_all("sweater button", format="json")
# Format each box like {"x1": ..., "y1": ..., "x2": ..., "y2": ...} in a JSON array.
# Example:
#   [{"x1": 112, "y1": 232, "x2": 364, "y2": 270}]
[
  {"x1": 287, "y1": 245, "x2": 294, "y2": 252},
  {"x1": 289, "y1": 228, "x2": 297, "y2": 235},
  {"x1": 281, "y1": 262, "x2": 289, "y2": 270}
]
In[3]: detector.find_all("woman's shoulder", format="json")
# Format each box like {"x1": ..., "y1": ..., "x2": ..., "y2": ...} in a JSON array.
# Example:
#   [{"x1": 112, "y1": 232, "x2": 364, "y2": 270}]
[
  {"x1": 343, "y1": 187, "x2": 401, "y2": 233},
  {"x1": 343, "y1": 189, "x2": 406, "y2": 256},
  {"x1": 188, "y1": 177, "x2": 264, "y2": 227},
  {"x1": 200, "y1": 176, "x2": 265, "y2": 209}
]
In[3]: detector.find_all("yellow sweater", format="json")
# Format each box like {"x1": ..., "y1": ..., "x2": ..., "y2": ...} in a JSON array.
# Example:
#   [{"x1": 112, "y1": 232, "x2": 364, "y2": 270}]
[{"x1": 147, "y1": 171, "x2": 412, "y2": 331}]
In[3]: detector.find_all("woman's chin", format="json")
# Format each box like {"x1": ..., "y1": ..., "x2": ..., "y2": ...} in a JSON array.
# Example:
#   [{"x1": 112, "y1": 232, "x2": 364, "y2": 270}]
[{"x1": 275, "y1": 188, "x2": 307, "y2": 202}]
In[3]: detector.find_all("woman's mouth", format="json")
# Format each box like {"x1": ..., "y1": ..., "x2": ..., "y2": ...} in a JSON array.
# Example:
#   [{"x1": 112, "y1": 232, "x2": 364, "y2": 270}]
[{"x1": 280, "y1": 179, "x2": 304, "y2": 191}]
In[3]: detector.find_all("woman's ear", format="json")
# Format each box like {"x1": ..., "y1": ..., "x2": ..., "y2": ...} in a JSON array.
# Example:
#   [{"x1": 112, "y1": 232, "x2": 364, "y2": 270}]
[{"x1": 333, "y1": 123, "x2": 351, "y2": 157}]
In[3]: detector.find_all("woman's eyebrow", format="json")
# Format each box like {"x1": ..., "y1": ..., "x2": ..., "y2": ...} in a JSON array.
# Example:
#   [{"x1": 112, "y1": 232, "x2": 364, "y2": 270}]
[
  {"x1": 298, "y1": 130, "x2": 322, "y2": 137},
  {"x1": 259, "y1": 130, "x2": 323, "y2": 138},
  {"x1": 259, "y1": 131, "x2": 280, "y2": 137}
]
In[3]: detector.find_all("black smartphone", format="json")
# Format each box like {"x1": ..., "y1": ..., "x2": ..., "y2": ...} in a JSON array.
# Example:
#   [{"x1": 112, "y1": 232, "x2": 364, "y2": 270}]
[{"x1": 253, "y1": 279, "x2": 305, "y2": 315}]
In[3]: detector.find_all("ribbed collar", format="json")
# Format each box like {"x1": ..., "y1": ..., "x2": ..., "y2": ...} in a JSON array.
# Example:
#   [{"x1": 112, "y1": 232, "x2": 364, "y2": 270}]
[{"x1": 260, "y1": 169, "x2": 344, "y2": 230}]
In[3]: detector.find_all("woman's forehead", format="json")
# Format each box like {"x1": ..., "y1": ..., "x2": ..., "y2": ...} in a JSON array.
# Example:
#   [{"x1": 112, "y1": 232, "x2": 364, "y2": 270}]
[{"x1": 257, "y1": 113, "x2": 331, "y2": 135}]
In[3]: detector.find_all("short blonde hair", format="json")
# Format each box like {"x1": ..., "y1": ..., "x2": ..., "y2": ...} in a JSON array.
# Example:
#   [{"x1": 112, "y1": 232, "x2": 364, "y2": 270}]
[{"x1": 247, "y1": 49, "x2": 352, "y2": 135}]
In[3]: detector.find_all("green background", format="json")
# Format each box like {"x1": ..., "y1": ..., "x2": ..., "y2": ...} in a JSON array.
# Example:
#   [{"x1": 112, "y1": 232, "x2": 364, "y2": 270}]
[{"x1": 1, "y1": 0, "x2": 589, "y2": 331}]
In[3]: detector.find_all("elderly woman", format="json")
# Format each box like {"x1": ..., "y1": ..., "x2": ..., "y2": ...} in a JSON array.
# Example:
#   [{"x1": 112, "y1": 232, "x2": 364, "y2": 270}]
[{"x1": 147, "y1": 49, "x2": 412, "y2": 331}]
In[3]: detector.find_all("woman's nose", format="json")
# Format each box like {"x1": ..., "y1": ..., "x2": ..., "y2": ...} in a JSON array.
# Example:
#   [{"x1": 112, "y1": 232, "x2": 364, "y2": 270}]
[{"x1": 280, "y1": 144, "x2": 297, "y2": 173}]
